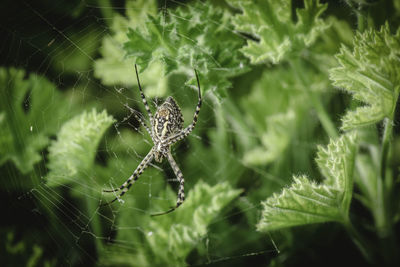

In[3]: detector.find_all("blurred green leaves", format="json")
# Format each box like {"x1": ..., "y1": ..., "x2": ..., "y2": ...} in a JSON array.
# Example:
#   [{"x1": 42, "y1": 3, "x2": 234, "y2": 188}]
[
  {"x1": 46, "y1": 109, "x2": 115, "y2": 187},
  {"x1": 243, "y1": 110, "x2": 295, "y2": 166},
  {"x1": 230, "y1": 0, "x2": 329, "y2": 64},
  {"x1": 3, "y1": 230, "x2": 55, "y2": 267},
  {"x1": 330, "y1": 23, "x2": 400, "y2": 130},
  {"x1": 258, "y1": 134, "x2": 357, "y2": 231},
  {"x1": 93, "y1": 0, "x2": 167, "y2": 97},
  {"x1": 0, "y1": 68, "x2": 70, "y2": 174},
  {"x1": 241, "y1": 65, "x2": 329, "y2": 166}
]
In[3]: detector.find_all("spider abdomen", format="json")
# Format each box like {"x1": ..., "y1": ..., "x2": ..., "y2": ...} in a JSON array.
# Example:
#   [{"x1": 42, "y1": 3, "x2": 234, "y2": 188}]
[{"x1": 153, "y1": 96, "x2": 184, "y2": 140}]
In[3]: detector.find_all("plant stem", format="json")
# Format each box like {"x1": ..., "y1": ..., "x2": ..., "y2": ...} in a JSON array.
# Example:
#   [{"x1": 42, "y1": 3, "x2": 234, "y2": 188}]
[
  {"x1": 306, "y1": 90, "x2": 338, "y2": 138},
  {"x1": 290, "y1": 60, "x2": 338, "y2": 139},
  {"x1": 380, "y1": 117, "x2": 393, "y2": 184},
  {"x1": 97, "y1": 0, "x2": 114, "y2": 26},
  {"x1": 343, "y1": 219, "x2": 374, "y2": 263},
  {"x1": 375, "y1": 120, "x2": 390, "y2": 236},
  {"x1": 375, "y1": 114, "x2": 397, "y2": 264},
  {"x1": 344, "y1": 0, "x2": 366, "y2": 32},
  {"x1": 356, "y1": 6, "x2": 366, "y2": 33},
  {"x1": 85, "y1": 179, "x2": 104, "y2": 252}
]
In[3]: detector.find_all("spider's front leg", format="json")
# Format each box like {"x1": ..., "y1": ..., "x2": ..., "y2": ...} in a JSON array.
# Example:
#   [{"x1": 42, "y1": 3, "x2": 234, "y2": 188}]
[
  {"x1": 162, "y1": 68, "x2": 202, "y2": 147},
  {"x1": 124, "y1": 103, "x2": 153, "y2": 140},
  {"x1": 151, "y1": 150, "x2": 185, "y2": 216},
  {"x1": 135, "y1": 64, "x2": 154, "y2": 124}
]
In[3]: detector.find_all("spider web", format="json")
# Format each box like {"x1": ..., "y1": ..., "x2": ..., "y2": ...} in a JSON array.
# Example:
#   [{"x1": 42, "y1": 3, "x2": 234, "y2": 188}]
[{"x1": 0, "y1": 1, "x2": 294, "y2": 266}]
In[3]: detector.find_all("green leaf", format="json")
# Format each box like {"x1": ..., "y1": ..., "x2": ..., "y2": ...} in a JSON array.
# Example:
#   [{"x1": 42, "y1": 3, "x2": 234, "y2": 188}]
[
  {"x1": 46, "y1": 109, "x2": 115, "y2": 187},
  {"x1": 241, "y1": 65, "x2": 328, "y2": 166},
  {"x1": 100, "y1": 181, "x2": 241, "y2": 266},
  {"x1": 315, "y1": 133, "x2": 357, "y2": 213},
  {"x1": 147, "y1": 181, "x2": 241, "y2": 262},
  {"x1": 257, "y1": 133, "x2": 357, "y2": 231},
  {"x1": 243, "y1": 110, "x2": 295, "y2": 165},
  {"x1": 0, "y1": 68, "x2": 70, "y2": 174},
  {"x1": 123, "y1": 2, "x2": 248, "y2": 95},
  {"x1": 93, "y1": 0, "x2": 167, "y2": 97},
  {"x1": 229, "y1": 0, "x2": 329, "y2": 64},
  {"x1": 330, "y1": 23, "x2": 400, "y2": 130}
]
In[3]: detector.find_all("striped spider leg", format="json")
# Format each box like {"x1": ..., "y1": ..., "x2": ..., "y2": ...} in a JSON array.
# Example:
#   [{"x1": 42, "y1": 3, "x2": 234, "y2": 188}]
[{"x1": 102, "y1": 64, "x2": 202, "y2": 217}]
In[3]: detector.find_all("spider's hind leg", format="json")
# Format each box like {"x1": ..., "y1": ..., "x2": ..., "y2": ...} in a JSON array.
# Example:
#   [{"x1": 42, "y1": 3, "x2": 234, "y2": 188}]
[
  {"x1": 103, "y1": 188, "x2": 120, "y2": 193},
  {"x1": 151, "y1": 151, "x2": 185, "y2": 216},
  {"x1": 101, "y1": 149, "x2": 154, "y2": 206}
]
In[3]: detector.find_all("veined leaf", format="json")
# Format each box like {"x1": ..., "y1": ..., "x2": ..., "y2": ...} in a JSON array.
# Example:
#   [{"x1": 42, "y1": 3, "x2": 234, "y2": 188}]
[
  {"x1": 0, "y1": 68, "x2": 71, "y2": 174},
  {"x1": 229, "y1": 0, "x2": 329, "y2": 64},
  {"x1": 46, "y1": 109, "x2": 115, "y2": 187},
  {"x1": 146, "y1": 181, "x2": 241, "y2": 263},
  {"x1": 315, "y1": 133, "x2": 357, "y2": 214},
  {"x1": 123, "y1": 2, "x2": 248, "y2": 95},
  {"x1": 330, "y1": 23, "x2": 400, "y2": 130},
  {"x1": 257, "y1": 134, "x2": 357, "y2": 231},
  {"x1": 100, "y1": 181, "x2": 241, "y2": 266}
]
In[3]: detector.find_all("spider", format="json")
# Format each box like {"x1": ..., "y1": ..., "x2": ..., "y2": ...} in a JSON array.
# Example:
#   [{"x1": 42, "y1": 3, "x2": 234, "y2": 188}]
[{"x1": 103, "y1": 64, "x2": 202, "y2": 216}]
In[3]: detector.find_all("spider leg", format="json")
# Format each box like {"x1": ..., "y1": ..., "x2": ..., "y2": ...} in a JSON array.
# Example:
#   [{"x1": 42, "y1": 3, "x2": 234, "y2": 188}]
[
  {"x1": 102, "y1": 149, "x2": 154, "y2": 205},
  {"x1": 135, "y1": 64, "x2": 154, "y2": 126},
  {"x1": 124, "y1": 103, "x2": 153, "y2": 140},
  {"x1": 151, "y1": 150, "x2": 185, "y2": 216},
  {"x1": 163, "y1": 69, "x2": 202, "y2": 146},
  {"x1": 150, "y1": 207, "x2": 176, "y2": 216}
]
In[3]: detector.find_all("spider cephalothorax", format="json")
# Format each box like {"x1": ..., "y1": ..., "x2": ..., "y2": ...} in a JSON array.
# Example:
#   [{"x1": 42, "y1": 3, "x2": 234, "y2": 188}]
[{"x1": 103, "y1": 64, "x2": 202, "y2": 216}]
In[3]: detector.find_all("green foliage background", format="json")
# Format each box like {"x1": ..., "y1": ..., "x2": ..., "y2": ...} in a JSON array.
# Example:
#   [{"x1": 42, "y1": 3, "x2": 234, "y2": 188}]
[{"x1": 1, "y1": 0, "x2": 400, "y2": 266}]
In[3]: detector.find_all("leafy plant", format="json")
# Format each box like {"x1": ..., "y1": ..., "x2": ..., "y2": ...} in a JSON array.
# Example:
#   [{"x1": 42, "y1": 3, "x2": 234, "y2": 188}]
[
  {"x1": 256, "y1": 17, "x2": 400, "y2": 266},
  {"x1": 123, "y1": 1, "x2": 249, "y2": 96},
  {"x1": 46, "y1": 109, "x2": 115, "y2": 188},
  {"x1": 257, "y1": 133, "x2": 357, "y2": 231},
  {"x1": 330, "y1": 23, "x2": 400, "y2": 130},
  {"x1": 0, "y1": 68, "x2": 71, "y2": 175},
  {"x1": 229, "y1": 0, "x2": 329, "y2": 64},
  {"x1": 1, "y1": 0, "x2": 400, "y2": 266},
  {"x1": 100, "y1": 181, "x2": 241, "y2": 266}
]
